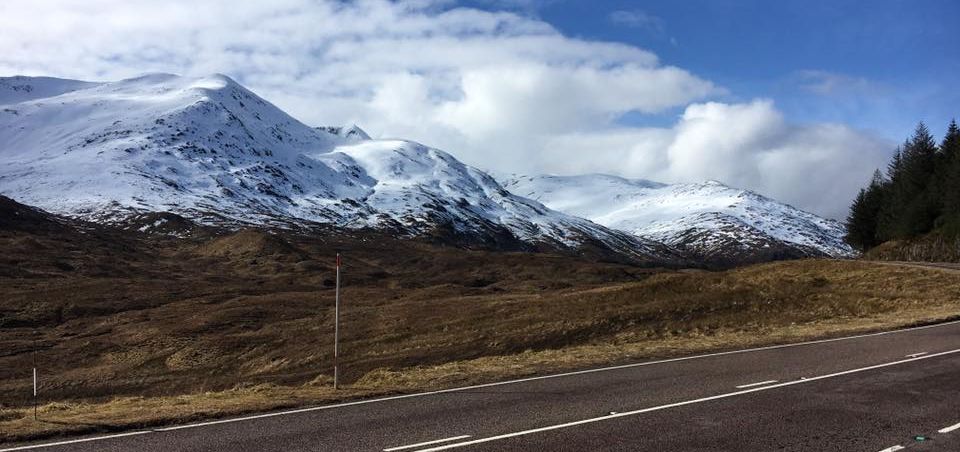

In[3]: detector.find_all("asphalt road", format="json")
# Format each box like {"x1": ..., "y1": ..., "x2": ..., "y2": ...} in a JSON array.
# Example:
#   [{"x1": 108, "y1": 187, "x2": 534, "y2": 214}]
[{"x1": 4, "y1": 320, "x2": 960, "y2": 452}]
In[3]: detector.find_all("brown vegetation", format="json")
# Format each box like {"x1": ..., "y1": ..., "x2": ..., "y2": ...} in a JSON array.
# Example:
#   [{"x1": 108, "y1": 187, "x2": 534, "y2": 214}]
[
  {"x1": 864, "y1": 230, "x2": 960, "y2": 262},
  {"x1": 1, "y1": 198, "x2": 959, "y2": 443}
]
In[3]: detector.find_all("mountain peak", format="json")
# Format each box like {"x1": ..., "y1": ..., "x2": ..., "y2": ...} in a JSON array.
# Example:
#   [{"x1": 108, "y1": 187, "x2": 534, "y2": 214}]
[
  {"x1": 316, "y1": 124, "x2": 371, "y2": 141},
  {"x1": 344, "y1": 124, "x2": 371, "y2": 140},
  {"x1": 0, "y1": 73, "x2": 679, "y2": 265},
  {"x1": 501, "y1": 173, "x2": 855, "y2": 265}
]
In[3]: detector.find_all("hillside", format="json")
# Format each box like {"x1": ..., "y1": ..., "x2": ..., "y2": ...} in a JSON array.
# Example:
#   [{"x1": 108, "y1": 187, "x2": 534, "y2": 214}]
[
  {"x1": 863, "y1": 228, "x2": 960, "y2": 262},
  {"x1": 0, "y1": 196, "x2": 665, "y2": 404},
  {"x1": 501, "y1": 174, "x2": 855, "y2": 266}
]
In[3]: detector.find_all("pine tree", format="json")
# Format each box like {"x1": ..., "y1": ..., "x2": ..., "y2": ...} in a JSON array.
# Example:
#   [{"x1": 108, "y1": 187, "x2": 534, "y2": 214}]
[
  {"x1": 943, "y1": 119, "x2": 960, "y2": 161},
  {"x1": 887, "y1": 147, "x2": 903, "y2": 182},
  {"x1": 846, "y1": 118, "x2": 960, "y2": 250},
  {"x1": 876, "y1": 145, "x2": 905, "y2": 241},
  {"x1": 890, "y1": 123, "x2": 939, "y2": 237},
  {"x1": 939, "y1": 119, "x2": 960, "y2": 219},
  {"x1": 846, "y1": 188, "x2": 872, "y2": 251},
  {"x1": 845, "y1": 170, "x2": 887, "y2": 250}
]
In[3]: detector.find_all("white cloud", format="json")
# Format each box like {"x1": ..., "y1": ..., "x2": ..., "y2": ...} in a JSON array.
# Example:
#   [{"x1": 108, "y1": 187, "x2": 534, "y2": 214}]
[
  {"x1": 793, "y1": 70, "x2": 885, "y2": 96},
  {"x1": 609, "y1": 9, "x2": 666, "y2": 34},
  {"x1": 475, "y1": 0, "x2": 560, "y2": 13},
  {"x1": 0, "y1": 0, "x2": 890, "y2": 219},
  {"x1": 537, "y1": 100, "x2": 892, "y2": 219}
]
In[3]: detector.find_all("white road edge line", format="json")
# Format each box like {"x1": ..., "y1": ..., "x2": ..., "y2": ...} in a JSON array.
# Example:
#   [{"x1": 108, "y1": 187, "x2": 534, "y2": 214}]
[
  {"x1": 383, "y1": 435, "x2": 471, "y2": 451},
  {"x1": 939, "y1": 421, "x2": 960, "y2": 434},
  {"x1": 413, "y1": 348, "x2": 960, "y2": 451},
  {"x1": 906, "y1": 352, "x2": 928, "y2": 358},
  {"x1": 4, "y1": 319, "x2": 959, "y2": 451},
  {"x1": 735, "y1": 380, "x2": 778, "y2": 389},
  {"x1": 877, "y1": 446, "x2": 905, "y2": 452},
  {"x1": 0, "y1": 432, "x2": 150, "y2": 452}
]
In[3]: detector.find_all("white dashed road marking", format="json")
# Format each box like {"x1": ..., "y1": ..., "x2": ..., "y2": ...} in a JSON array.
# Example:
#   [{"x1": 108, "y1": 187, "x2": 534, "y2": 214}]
[
  {"x1": 735, "y1": 380, "x2": 778, "y2": 389},
  {"x1": 383, "y1": 435, "x2": 471, "y2": 451}
]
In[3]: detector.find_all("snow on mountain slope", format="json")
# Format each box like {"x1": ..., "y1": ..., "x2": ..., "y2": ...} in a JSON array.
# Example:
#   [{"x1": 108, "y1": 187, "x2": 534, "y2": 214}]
[
  {"x1": 0, "y1": 76, "x2": 99, "y2": 105},
  {"x1": 0, "y1": 74, "x2": 676, "y2": 262},
  {"x1": 501, "y1": 174, "x2": 856, "y2": 262}
]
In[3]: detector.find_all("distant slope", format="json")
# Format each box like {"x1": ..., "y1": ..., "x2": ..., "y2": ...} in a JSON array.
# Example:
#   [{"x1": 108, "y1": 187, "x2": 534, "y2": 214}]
[
  {"x1": 0, "y1": 74, "x2": 680, "y2": 264},
  {"x1": 0, "y1": 76, "x2": 98, "y2": 105},
  {"x1": 501, "y1": 174, "x2": 855, "y2": 265},
  {"x1": 0, "y1": 195, "x2": 69, "y2": 233}
]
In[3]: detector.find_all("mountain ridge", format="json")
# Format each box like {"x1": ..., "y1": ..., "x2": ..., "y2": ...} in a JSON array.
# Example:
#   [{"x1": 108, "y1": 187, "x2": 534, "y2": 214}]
[
  {"x1": 1, "y1": 73, "x2": 855, "y2": 266},
  {"x1": 0, "y1": 73, "x2": 681, "y2": 265},
  {"x1": 500, "y1": 173, "x2": 855, "y2": 265}
]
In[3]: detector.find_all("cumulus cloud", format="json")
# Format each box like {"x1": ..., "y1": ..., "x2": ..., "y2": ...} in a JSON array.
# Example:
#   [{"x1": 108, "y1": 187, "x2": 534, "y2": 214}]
[
  {"x1": 537, "y1": 100, "x2": 891, "y2": 219},
  {"x1": 0, "y1": 0, "x2": 889, "y2": 218}
]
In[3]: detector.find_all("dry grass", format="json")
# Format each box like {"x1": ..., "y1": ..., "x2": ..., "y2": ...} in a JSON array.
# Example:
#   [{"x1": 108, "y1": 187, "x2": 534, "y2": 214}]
[
  {"x1": 1, "y1": 254, "x2": 959, "y2": 443},
  {"x1": 0, "y1": 227, "x2": 661, "y2": 407},
  {"x1": 1, "y1": 306, "x2": 956, "y2": 443},
  {"x1": 865, "y1": 230, "x2": 960, "y2": 262}
]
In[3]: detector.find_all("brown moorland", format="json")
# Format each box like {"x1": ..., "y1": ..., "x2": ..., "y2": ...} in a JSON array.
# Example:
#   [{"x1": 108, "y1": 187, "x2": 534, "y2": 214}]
[{"x1": 1, "y1": 197, "x2": 959, "y2": 443}]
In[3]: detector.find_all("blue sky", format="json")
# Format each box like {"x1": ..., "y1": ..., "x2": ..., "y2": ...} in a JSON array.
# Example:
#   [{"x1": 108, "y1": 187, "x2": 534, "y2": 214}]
[
  {"x1": 468, "y1": 0, "x2": 960, "y2": 139},
  {"x1": 0, "y1": 0, "x2": 955, "y2": 217}
]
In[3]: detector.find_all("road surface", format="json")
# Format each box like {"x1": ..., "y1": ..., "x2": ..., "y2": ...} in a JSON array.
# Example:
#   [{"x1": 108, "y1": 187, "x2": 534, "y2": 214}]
[{"x1": 4, "y1": 320, "x2": 960, "y2": 452}]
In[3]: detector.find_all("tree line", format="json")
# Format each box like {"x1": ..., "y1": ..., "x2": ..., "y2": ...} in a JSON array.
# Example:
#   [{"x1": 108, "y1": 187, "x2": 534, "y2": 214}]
[{"x1": 845, "y1": 119, "x2": 960, "y2": 251}]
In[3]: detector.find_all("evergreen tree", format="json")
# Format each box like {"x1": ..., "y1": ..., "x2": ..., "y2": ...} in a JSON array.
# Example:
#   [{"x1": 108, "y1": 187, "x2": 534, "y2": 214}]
[
  {"x1": 846, "y1": 189, "x2": 872, "y2": 250},
  {"x1": 887, "y1": 147, "x2": 903, "y2": 182},
  {"x1": 888, "y1": 123, "x2": 939, "y2": 237},
  {"x1": 943, "y1": 119, "x2": 960, "y2": 161},
  {"x1": 846, "y1": 118, "x2": 960, "y2": 251},
  {"x1": 939, "y1": 119, "x2": 960, "y2": 219},
  {"x1": 876, "y1": 145, "x2": 905, "y2": 241},
  {"x1": 845, "y1": 170, "x2": 887, "y2": 250}
]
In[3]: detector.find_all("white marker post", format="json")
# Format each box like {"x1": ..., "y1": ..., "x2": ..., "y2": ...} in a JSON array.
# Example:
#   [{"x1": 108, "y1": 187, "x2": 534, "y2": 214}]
[
  {"x1": 33, "y1": 367, "x2": 37, "y2": 419},
  {"x1": 333, "y1": 252, "x2": 341, "y2": 390},
  {"x1": 32, "y1": 345, "x2": 37, "y2": 420}
]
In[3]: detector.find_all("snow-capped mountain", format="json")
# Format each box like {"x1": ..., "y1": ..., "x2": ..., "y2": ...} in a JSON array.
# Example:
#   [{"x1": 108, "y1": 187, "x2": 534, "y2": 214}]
[
  {"x1": 0, "y1": 74, "x2": 678, "y2": 263},
  {"x1": 501, "y1": 174, "x2": 856, "y2": 264}
]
